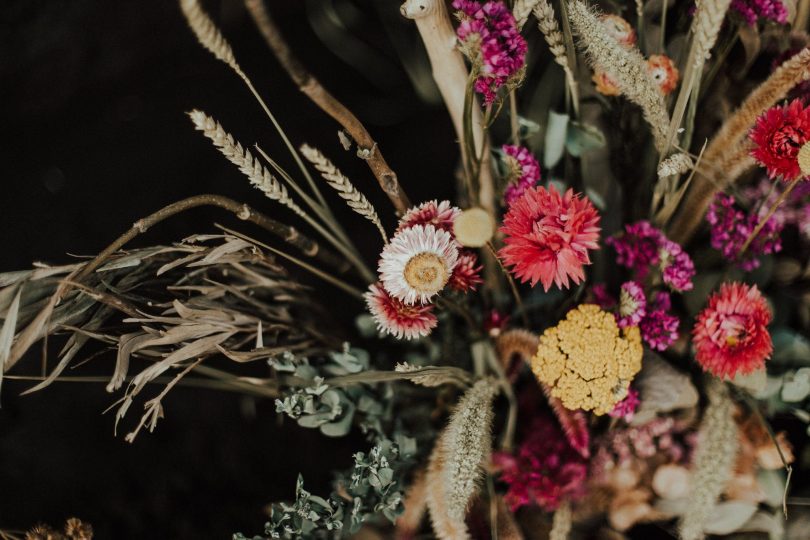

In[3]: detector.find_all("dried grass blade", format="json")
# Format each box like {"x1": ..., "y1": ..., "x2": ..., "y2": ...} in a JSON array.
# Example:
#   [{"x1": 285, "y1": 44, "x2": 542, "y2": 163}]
[{"x1": 0, "y1": 288, "x2": 22, "y2": 398}]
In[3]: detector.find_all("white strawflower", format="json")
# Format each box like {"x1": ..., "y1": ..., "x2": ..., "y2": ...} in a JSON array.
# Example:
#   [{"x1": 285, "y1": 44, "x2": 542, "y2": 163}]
[{"x1": 378, "y1": 224, "x2": 459, "y2": 305}]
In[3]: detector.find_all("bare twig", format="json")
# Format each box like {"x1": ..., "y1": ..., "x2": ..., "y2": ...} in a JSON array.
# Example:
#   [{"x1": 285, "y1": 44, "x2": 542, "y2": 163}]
[{"x1": 244, "y1": 0, "x2": 411, "y2": 214}]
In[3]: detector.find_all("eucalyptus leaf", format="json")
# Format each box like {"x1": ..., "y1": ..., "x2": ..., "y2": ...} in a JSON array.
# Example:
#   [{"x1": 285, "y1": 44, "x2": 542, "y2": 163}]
[
  {"x1": 543, "y1": 111, "x2": 569, "y2": 168},
  {"x1": 781, "y1": 368, "x2": 810, "y2": 402},
  {"x1": 731, "y1": 367, "x2": 767, "y2": 394},
  {"x1": 703, "y1": 501, "x2": 758, "y2": 535},
  {"x1": 757, "y1": 469, "x2": 785, "y2": 508},
  {"x1": 565, "y1": 121, "x2": 606, "y2": 157},
  {"x1": 771, "y1": 329, "x2": 810, "y2": 365}
]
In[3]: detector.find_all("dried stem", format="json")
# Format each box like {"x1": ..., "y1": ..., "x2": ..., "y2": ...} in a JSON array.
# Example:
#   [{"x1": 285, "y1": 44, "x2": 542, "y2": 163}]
[
  {"x1": 243, "y1": 0, "x2": 411, "y2": 214},
  {"x1": 737, "y1": 176, "x2": 802, "y2": 261},
  {"x1": 4, "y1": 195, "x2": 347, "y2": 373}
]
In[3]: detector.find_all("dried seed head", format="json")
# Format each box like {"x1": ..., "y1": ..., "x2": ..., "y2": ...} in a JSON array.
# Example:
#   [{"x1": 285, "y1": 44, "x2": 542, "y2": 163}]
[
  {"x1": 453, "y1": 207, "x2": 495, "y2": 247},
  {"x1": 798, "y1": 141, "x2": 810, "y2": 176}
]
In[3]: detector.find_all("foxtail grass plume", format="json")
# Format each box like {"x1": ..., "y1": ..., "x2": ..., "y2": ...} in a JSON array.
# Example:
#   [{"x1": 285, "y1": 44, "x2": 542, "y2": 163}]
[
  {"x1": 678, "y1": 380, "x2": 738, "y2": 540},
  {"x1": 426, "y1": 378, "x2": 499, "y2": 539}
]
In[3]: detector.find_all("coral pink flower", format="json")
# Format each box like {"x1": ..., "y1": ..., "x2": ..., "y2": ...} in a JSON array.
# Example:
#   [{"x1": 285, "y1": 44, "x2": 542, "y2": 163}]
[
  {"x1": 448, "y1": 250, "x2": 484, "y2": 291},
  {"x1": 397, "y1": 200, "x2": 460, "y2": 233},
  {"x1": 647, "y1": 55, "x2": 679, "y2": 95},
  {"x1": 493, "y1": 416, "x2": 588, "y2": 511},
  {"x1": 364, "y1": 283, "x2": 437, "y2": 340},
  {"x1": 692, "y1": 282, "x2": 773, "y2": 378},
  {"x1": 592, "y1": 69, "x2": 621, "y2": 96},
  {"x1": 600, "y1": 14, "x2": 636, "y2": 47},
  {"x1": 499, "y1": 186, "x2": 601, "y2": 291},
  {"x1": 750, "y1": 99, "x2": 810, "y2": 181}
]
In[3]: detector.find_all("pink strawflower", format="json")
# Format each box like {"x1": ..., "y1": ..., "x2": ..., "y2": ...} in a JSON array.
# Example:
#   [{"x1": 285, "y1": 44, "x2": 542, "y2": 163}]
[
  {"x1": 502, "y1": 144, "x2": 541, "y2": 205},
  {"x1": 609, "y1": 387, "x2": 640, "y2": 421},
  {"x1": 659, "y1": 240, "x2": 695, "y2": 291},
  {"x1": 639, "y1": 292, "x2": 680, "y2": 351},
  {"x1": 397, "y1": 200, "x2": 460, "y2": 234},
  {"x1": 606, "y1": 220, "x2": 665, "y2": 279},
  {"x1": 448, "y1": 250, "x2": 484, "y2": 291},
  {"x1": 600, "y1": 14, "x2": 637, "y2": 47},
  {"x1": 707, "y1": 193, "x2": 783, "y2": 271},
  {"x1": 731, "y1": 0, "x2": 788, "y2": 26},
  {"x1": 617, "y1": 281, "x2": 646, "y2": 328},
  {"x1": 453, "y1": 0, "x2": 527, "y2": 104},
  {"x1": 364, "y1": 283, "x2": 437, "y2": 340},
  {"x1": 750, "y1": 99, "x2": 810, "y2": 181},
  {"x1": 493, "y1": 416, "x2": 588, "y2": 511},
  {"x1": 499, "y1": 185, "x2": 601, "y2": 291},
  {"x1": 692, "y1": 282, "x2": 773, "y2": 379}
]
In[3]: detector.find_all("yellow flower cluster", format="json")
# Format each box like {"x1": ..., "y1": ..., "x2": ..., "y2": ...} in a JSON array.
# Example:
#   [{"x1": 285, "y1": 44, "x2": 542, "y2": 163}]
[{"x1": 531, "y1": 304, "x2": 643, "y2": 415}]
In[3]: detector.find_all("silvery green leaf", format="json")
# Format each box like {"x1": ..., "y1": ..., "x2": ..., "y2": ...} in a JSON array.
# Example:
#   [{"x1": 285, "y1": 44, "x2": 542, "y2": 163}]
[
  {"x1": 355, "y1": 314, "x2": 377, "y2": 338},
  {"x1": 757, "y1": 469, "x2": 785, "y2": 507},
  {"x1": 703, "y1": 501, "x2": 759, "y2": 535},
  {"x1": 772, "y1": 328, "x2": 810, "y2": 365},
  {"x1": 584, "y1": 187, "x2": 606, "y2": 210},
  {"x1": 565, "y1": 121, "x2": 606, "y2": 157},
  {"x1": 518, "y1": 116, "x2": 541, "y2": 138},
  {"x1": 543, "y1": 110, "x2": 569, "y2": 168},
  {"x1": 758, "y1": 375, "x2": 785, "y2": 399},
  {"x1": 320, "y1": 401, "x2": 355, "y2": 437},
  {"x1": 731, "y1": 367, "x2": 767, "y2": 394},
  {"x1": 781, "y1": 369, "x2": 810, "y2": 402}
]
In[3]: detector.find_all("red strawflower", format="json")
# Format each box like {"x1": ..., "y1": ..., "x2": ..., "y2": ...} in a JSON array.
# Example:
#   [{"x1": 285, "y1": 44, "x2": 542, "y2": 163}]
[
  {"x1": 692, "y1": 282, "x2": 773, "y2": 378},
  {"x1": 750, "y1": 99, "x2": 810, "y2": 181},
  {"x1": 364, "y1": 283, "x2": 437, "y2": 340},
  {"x1": 448, "y1": 249, "x2": 484, "y2": 291},
  {"x1": 499, "y1": 185, "x2": 601, "y2": 291}
]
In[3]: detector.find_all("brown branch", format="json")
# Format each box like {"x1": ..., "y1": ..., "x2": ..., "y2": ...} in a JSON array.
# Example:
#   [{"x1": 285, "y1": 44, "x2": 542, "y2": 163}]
[
  {"x1": 244, "y1": 0, "x2": 411, "y2": 214},
  {"x1": 4, "y1": 194, "x2": 348, "y2": 373}
]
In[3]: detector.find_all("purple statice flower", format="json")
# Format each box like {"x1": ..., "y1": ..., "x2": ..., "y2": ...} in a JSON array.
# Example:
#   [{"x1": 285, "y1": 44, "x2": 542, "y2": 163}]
[
  {"x1": 606, "y1": 220, "x2": 665, "y2": 279},
  {"x1": 617, "y1": 281, "x2": 646, "y2": 328},
  {"x1": 609, "y1": 387, "x2": 640, "y2": 421},
  {"x1": 659, "y1": 240, "x2": 695, "y2": 292},
  {"x1": 639, "y1": 292, "x2": 679, "y2": 351},
  {"x1": 730, "y1": 0, "x2": 788, "y2": 26},
  {"x1": 502, "y1": 144, "x2": 541, "y2": 204},
  {"x1": 743, "y1": 177, "x2": 810, "y2": 242},
  {"x1": 707, "y1": 193, "x2": 783, "y2": 271},
  {"x1": 591, "y1": 283, "x2": 616, "y2": 309},
  {"x1": 492, "y1": 416, "x2": 588, "y2": 511},
  {"x1": 453, "y1": 0, "x2": 528, "y2": 104}
]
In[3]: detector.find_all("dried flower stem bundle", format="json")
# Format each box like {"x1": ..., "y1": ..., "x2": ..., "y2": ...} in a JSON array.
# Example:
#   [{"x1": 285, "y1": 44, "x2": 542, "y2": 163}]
[
  {"x1": 568, "y1": 1, "x2": 668, "y2": 151},
  {"x1": 533, "y1": 0, "x2": 580, "y2": 116},
  {"x1": 299, "y1": 144, "x2": 388, "y2": 244},
  {"x1": 426, "y1": 378, "x2": 499, "y2": 539},
  {"x1": 189, "y1": 110, "x2": 374, "y2": 282},
  {"x1": 678, "y1": 380, "x2": 738, "y2": 540},
  {"x1": 243, "y1": 0, "x2": 411, "y2": 214},
  {"x1": 669, "y1": 47, "x2": 810, "y2": 243}
]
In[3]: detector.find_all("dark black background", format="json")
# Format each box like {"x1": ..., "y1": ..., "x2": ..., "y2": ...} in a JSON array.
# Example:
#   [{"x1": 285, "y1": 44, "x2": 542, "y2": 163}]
[{"x1": 0, "y1": 1, "x2": 455, "y2": 537}]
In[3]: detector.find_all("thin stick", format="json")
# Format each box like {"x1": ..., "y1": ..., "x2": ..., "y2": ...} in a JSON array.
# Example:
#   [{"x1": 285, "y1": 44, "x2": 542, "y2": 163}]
[
  {"x1": 749, "y1": 399, "x2": 793, "y2": 518},
  {"x1": 509, "y1": 91, "x2": 520, "y2": 144},
  {"x1": 486, "y1": 242, "x2": 528, "y2": 327},
  {"x1": 736, "y1": 176, "x2": 801, "y2": 259},
  {"x1": 243, "y1": 0, "x2": 411, "y2": 214}
]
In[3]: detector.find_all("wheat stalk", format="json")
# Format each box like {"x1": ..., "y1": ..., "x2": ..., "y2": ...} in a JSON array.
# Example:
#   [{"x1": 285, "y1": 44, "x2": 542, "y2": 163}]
[
  {"x1": 678, "y1": 380, "x2": 738, "y2": 540},
  {"x1": 300, "y1": 144, "x2": 388, "y2": 243},
  {"x1": 568, "y1": 1, "x2": 669, "y2": 151},
  {"x1": 189, "y1": 110, "x2": 303, "y2": 215},
  {"x1": 513, "y1": 0, "x2": 541, "y2": 28},
  {"x1": 550, "y1": 500, "x2": 572, "y2": 540},
  {"x1": 534, "y1": 0, "x2": 580, "y2": 115}
]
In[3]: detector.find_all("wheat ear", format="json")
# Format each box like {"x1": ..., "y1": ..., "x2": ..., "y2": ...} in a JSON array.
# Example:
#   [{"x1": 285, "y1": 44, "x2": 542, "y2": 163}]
[
  {"x1": 514, "y1": 0, "x2": 541, "y2": 28},
  {"x1": 534, "y1": 0, "x2": 580, "y2": 115},
  {"x1": 299, "y1": 144, "x2": 388, "y2": 244},
  {"x1": 189, "y1": 111, "x2": 303, "y2": 215},
  {"x1": 568, "y1": 1, "x2": 669, "y2": 151},
  {"x1": 678, "y1": 380, "x2": 738, "y2": 540}
]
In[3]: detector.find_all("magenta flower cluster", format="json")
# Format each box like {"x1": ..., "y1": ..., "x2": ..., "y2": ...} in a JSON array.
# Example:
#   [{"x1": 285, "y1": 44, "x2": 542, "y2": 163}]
[
  {"x1": 730, "y1": 0, "x2": 788, "y2": 26},
  {"x1": 743, "y1": 177, "x2": 810, "y2": 241},
  {"x1": 453, "y1": 0, "x2": 528, "y2": 104},
  {"x1": 707, "y1": 193, "x2": 783, "y2": 271},
  {"x1": 609, "y1": 387, "x2": 640, "y2": 421},
  {"x1": 502, "y1": 144, "x2": 541, "y2": 204},
  {"x1": 617, "y1": 281, "x2": 646, "y2": 328},
  {"x1": 493, "y1": 416, "x2": 588, "y2": 512},
  {"x1": 607, "y1": 220, "x2": 695, "y2": 292},
  {"x1": 639, "y1": 291, "x2": 680, "y2": 351}
]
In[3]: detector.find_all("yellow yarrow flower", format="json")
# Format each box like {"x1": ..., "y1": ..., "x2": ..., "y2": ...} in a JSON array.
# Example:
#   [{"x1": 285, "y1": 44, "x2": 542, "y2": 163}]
[{"x1": 531, "y1": 304, "x2": 643, "y2": 415}]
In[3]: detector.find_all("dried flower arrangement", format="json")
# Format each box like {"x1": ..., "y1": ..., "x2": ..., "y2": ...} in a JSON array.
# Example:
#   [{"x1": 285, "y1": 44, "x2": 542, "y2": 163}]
[{"x1": 2, "y1": 0, "x2": 810, "y2": 538}]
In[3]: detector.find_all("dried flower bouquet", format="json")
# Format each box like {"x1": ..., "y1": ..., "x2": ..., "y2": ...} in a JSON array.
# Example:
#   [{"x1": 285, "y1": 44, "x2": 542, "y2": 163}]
[{"x1": 3, "y1": 0, "x2": 810, "y2": 539}]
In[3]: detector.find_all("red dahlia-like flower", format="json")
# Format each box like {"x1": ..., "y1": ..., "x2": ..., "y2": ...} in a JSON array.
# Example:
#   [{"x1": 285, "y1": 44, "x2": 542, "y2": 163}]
[
  {"x1": 499, "y1": 185, "x2": 601, "y2": 291},
  {"x1": 364, "y1": 283, "x2": 437, "y2": 340},
  {"x1": 750, "y1": 99, "x2": 810, "y2": 181},
  {"x1": 448, "y1": 250, "x2": 484, "y2": 292},
  {"x1": 692, "y1": 282, "x2": 773, "y2": 379}
]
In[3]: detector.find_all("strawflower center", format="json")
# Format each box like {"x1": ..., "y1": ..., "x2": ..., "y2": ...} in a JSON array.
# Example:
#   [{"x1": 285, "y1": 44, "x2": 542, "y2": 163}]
[{"x1": 404, "y1": 252, "x2": 448, "y2": 294}]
